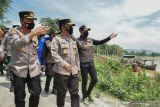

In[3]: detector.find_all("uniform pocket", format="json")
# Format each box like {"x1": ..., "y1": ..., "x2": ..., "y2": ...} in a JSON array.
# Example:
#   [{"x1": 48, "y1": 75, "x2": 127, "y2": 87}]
[
  {"x1": 72, "y1": 44, "x2": 78, "y2": 54},
  {"x1": 61, "y1": 44, "x2": 69, "y2": 55}
]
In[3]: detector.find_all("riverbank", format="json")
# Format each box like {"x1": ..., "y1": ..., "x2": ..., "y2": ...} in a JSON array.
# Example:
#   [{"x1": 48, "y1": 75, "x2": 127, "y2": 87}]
[{"x1": 93, "y1": 57, "x2": 160, "y2": 106}]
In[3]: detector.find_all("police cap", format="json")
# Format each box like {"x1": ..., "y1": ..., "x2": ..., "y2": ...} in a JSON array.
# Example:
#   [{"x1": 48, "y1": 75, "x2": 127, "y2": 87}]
[{"x1": 19, "y1": 11, "x2": 37, "y2": 20}]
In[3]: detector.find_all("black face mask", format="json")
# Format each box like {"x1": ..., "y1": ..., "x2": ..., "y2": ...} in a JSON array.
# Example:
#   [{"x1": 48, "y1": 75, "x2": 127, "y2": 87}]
[
  {"x1": 83, "y1": 31, "x2": 89, "y2": 38},
  {"x1": 66, "y1": 27, "x2": 73, "y2": 35},
  {"x1": 25, "y1": 22, "x2": 35, "y2": 30}
]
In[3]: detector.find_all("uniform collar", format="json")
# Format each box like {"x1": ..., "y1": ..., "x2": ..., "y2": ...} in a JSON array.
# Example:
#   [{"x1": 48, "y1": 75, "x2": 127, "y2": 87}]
[
  {"x1": 80, "y1": 35, "x2": 87, "y2": 40},
  {"x1": 61, "y1": 34, "x2": 71, "y2": 42}
]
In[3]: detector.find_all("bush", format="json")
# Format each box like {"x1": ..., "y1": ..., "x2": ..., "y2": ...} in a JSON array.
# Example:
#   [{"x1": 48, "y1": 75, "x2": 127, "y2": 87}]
[{"x1": 95, "y1": 58, "x2": 160, "y2": 102}]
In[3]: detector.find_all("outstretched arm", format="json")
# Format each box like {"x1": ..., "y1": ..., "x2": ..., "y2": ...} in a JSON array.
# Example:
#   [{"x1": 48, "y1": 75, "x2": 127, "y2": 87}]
[{"x1": 93, "y1": 33, "x2": 117, "y2": 45}]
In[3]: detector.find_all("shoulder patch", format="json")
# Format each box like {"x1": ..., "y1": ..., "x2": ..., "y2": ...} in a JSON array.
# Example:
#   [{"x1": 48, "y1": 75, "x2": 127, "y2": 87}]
[
  {"x1": 45, "y1": 40, "x2": 51, "y2": 43},
  {"x1": 10, "y1": 28, "x2": 17, "y2": 34},
  {"x1": 56, "y1": 34, "x2": 61, "y2": 37},
  {"x1": 56, "y1": 34, "x2": 65, "y2": 38},
  {"x1": 55, "y1": 35, "x2": 62, "y2": 39}
]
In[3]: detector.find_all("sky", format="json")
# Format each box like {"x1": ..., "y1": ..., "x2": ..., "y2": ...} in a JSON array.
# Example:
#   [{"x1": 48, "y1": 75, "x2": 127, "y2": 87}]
[{"x1": 5, "y1": 0, "x2": 160, "y2": 52}]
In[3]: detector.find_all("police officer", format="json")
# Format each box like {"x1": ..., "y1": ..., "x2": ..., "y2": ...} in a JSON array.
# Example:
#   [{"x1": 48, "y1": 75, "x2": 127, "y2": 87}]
[
  {"x1": 37, "y1": 34, "x2": 50, "y2": 67},
  {"x1": 7, "y1": 11, "x2": 49, "y2": 107},
  {"x1": 44, "y1": 31, "x2": 59, "y2": 94},
  {"x1": 51, "y1": 19, "x2": 80, "y2": 107},
  {"x1": 0, "y1": 27, "x2": 9, "y2": 44},
  {"x1": 77, "y1": 25, "x2": 117, "y2": 105},
  {"x1": 1, "y1": 26, "x2": 13, "y2": 91},
  {"x1": 0, "y1": 27, "x2": 9, "y2": 75}
]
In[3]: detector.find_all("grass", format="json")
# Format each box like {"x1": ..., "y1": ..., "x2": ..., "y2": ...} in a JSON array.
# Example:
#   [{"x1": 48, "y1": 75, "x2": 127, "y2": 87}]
[{"x1": 92, "y1": 58, "x2": 160, "y2": 104}]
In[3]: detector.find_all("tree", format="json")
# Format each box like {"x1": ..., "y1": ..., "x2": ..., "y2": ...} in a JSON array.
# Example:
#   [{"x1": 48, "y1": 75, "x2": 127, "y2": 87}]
[
  {"x1": 151, "y1": 52, "x2": 160, "y2": 57},
  {"x1": 0, "y1": 0, "x2": 12, "y2": 19},
  {"x1": 131, "y1": 51, "x2": 135, "y2": 54},
  {"x1": 0, "y1": 18, "x2": 11, "y2": 28},
  {"x1": 40, "y1": 17, "x2": 59, "y2": 34},
  {"x1": 0, "y1": 0, "x2": 12, "y2": 27},
  {"x1": 139, "y1": 50, "x2": 146, "y2": 56},
  {"x1": 93, "y1": 44, "x2": 124, "y2": 57}
]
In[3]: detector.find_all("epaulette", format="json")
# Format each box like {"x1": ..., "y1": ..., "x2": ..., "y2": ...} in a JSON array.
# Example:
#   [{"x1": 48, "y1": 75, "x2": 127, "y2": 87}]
[
  {"x1": 59, "y1": 34, "x2": 65, "y2": 39},
  {"x1": 57, "y1": 34, "x2": 61, "y2": 37},
  {"x1": 7, "y1": 28, "x2": 24, "y2": 38},
  {"x1": 45, "y1": 39, "x2": 50, "y2": 42},
  {"x1": 54, "y1": 34, "x2": 62, "y2": 39},
  {"x1": 9, "y1": 28, "x2": 17, "y2": 34}
]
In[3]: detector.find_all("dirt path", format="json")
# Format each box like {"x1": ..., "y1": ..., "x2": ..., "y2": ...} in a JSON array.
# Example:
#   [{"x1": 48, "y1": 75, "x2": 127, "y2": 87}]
[{"x1": 0, "y1": 75, "x2": 113, "y2": 107}]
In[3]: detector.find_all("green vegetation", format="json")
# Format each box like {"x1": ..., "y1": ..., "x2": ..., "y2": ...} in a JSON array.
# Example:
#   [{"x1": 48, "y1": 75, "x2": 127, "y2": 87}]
[
  {"x1": 124, "y1": 50, "x2": 160, "y2": 57},
  {"x1": 93, "y1": 44, "x2": 160, "y2": 57},
  {"x1": 94, "y1": 58, "x2": 160, "y2": 103},
  {"x1": 40, "y1": 17, "x2": 59, "y2": 33},
  {"x1": 0, "y1": 0, "x2": 12, "y2": 27},
  {"x1": 0, "y1": 0, "x2": 12, "y2": 19},
  {"x1": 93, "y1": 44, "x2": 124, "y2": 57}
]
